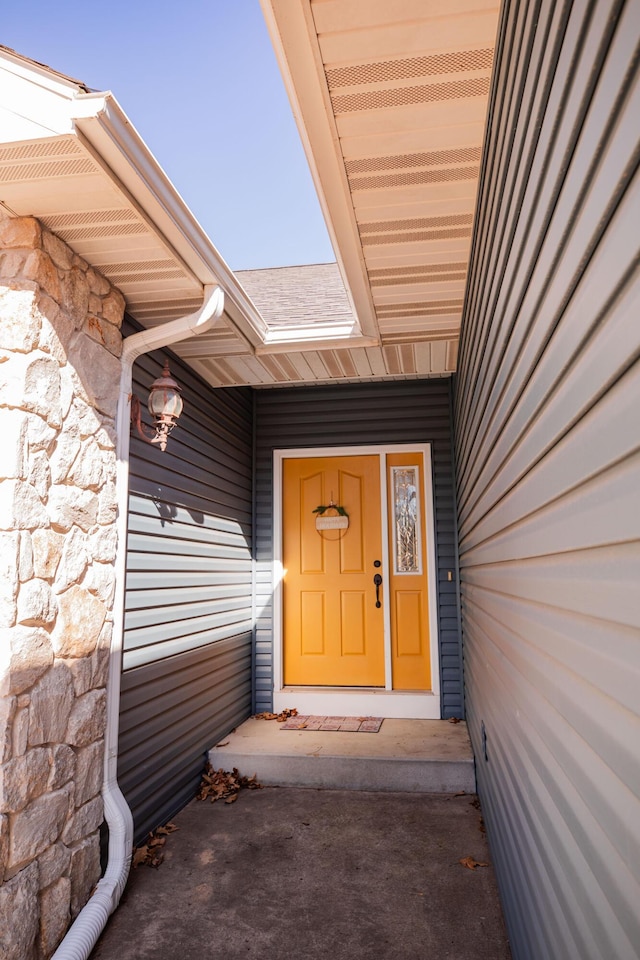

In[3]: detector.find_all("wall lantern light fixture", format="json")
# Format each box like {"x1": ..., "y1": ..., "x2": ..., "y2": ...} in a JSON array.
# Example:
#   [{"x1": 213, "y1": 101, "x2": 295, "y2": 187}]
[{"x1": 130, "y1": 360, "x2": 183, "y2": 452}]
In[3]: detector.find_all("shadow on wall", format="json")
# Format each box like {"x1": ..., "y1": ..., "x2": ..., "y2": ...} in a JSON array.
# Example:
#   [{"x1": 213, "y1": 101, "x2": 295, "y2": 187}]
[{"x1": 150, "y1": 491, "x2": 181, "y2": 527}]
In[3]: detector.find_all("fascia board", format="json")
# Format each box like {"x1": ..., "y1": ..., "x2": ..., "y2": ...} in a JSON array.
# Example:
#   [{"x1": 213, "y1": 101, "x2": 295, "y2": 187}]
[
  {"x1": 0, "y1": 47, "x2": 86, "y2": 98},
  {"x1": 0, "y1": 55, "x2": 79, "y2": 139},
  {"x1": 256, "y1": 334, "x2": 378, "y2": 355},
  {"x1": 71, "y1": 92, "x2": 268, "y2": 347},
  {"x1": 260, "y1": 0, "x2": 381, "y2": 344},
  {"x1": 262, "y1": 322, "x2": 357, "y2": 342}
]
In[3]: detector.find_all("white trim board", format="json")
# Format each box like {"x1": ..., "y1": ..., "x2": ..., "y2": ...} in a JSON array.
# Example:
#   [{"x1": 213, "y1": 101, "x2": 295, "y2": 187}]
[
  {"x1": 273, "y1": 688, "x2": 441, "y2": 720},
  {"x1": 272, "y1": 444, "x2": 441, "y2": 720}
]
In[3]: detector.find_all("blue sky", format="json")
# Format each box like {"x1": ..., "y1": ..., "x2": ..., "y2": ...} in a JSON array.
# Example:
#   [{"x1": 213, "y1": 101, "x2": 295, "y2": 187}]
[{"x1": 2, "y1": 0, "x2": 334, "y2": 270}]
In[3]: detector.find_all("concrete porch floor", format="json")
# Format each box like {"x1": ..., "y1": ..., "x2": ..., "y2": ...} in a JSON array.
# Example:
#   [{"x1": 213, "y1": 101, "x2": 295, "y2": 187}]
[
  {"x1": 90, "y1": 786, "x2": 511, "y2": 960},
  {"x1": 209, "y1": 717, "x2": 476, "y2": 794}
]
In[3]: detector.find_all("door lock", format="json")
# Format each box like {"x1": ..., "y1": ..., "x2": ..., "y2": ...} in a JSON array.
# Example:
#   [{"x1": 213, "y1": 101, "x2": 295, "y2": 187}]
[{"x1": 373, "y1": 573, "x2": 383, "y2": 608}]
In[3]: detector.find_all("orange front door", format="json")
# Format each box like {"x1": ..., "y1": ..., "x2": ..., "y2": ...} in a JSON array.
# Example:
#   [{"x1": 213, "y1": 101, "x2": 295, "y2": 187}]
[
  {"x1": 282, "y1": 451, "x2": 433, "y2": 691},
  {"x1": 282, "y1": 455, "x2": 385, "y2": 686}
]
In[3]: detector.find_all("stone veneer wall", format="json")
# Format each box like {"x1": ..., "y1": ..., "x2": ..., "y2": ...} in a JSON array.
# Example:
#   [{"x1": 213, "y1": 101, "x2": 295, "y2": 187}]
[{"x1": 0, "y1": 216, "x2": 124, "y2": 958}]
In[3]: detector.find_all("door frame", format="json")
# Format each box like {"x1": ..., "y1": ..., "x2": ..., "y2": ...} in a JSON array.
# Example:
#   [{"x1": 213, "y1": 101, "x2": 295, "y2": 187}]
[{"x1": 272, "y1": 444, "x2": 441, "y2": 719}]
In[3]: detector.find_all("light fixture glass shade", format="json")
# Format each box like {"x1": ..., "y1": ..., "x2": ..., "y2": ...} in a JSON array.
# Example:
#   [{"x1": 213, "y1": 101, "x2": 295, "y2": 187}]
[{"x1": 147, "y1": 361, "x2": 183, "y2": 422}]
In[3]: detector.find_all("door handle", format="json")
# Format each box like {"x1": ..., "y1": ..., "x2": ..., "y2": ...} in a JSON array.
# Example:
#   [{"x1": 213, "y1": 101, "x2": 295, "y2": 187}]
[{"x1": 373, "y1": 573, "x2": 383, "y2": 608}]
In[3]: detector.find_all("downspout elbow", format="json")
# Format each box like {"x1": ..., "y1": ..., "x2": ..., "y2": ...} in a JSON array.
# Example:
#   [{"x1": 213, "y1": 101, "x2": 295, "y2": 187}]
[{"x1": 121, "y1": 283, "x2": 225, "y2": 366}]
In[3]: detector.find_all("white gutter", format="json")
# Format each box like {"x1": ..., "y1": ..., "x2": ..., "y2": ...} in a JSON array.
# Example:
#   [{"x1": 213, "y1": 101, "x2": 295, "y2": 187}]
[
  {"x1": 71, "y1": 92, "x2": 269, "y2": 348},
  {"x1": 52, "y1": 285, "x2": 225, "y2": 960}
]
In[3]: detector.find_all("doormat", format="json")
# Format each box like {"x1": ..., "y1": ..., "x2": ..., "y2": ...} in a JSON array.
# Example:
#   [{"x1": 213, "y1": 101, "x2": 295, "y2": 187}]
[{"x1": 279, "y1": 716, "x2": 384, "y2": 732}]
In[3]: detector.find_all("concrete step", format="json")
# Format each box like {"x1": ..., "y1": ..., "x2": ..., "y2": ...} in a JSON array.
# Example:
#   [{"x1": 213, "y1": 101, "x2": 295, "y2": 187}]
[{"x1": 209, "y1": 717, "x2": 476, "y2": 794}]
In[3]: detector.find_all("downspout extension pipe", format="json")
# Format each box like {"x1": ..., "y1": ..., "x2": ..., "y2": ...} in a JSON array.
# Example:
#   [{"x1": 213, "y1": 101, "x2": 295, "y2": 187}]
[{"x1": 52, "y1": 285, "x2": 225, "y2": 960}]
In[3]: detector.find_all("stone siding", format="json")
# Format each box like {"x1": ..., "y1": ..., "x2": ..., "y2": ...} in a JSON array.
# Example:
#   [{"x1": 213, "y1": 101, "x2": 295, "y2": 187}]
[{"x1": 0, "y1": 216, "x2": 123, "y2": 958}]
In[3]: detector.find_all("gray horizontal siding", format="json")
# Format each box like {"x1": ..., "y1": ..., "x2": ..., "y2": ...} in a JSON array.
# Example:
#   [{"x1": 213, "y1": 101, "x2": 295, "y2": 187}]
[
  {"x1": 119, "y1": 634, "x2": 251, "y2": 841},
  {"x1": 119, "y1": 327, "x2": 253, "y2": 839},
  {"x1": 453, "y1": 1, "x2": 640, "y2": 958},
  {"x1": 254, "y1": 379, "x2": 461, "y2": 717}
]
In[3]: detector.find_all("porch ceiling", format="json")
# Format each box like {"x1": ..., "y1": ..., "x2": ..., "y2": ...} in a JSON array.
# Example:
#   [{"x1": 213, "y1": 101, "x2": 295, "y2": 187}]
[{"x1": 260, "y1": 0, "x2": 500, "y2": 351}]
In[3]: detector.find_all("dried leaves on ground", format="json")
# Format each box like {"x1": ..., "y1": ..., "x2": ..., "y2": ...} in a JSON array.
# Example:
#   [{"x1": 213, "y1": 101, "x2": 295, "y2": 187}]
[
  {"x1": 253, "y1": 708, "x2": 298, "y2": 722},
  {"x1": 132, "y1": 822, "x2": 178, "y2": 869},
  {"x1": 459, "y1": 856, "x2": 489, "y2": 870},
  {"x1": 196, "y1": 764, "x2": 262, "y2": 804}
]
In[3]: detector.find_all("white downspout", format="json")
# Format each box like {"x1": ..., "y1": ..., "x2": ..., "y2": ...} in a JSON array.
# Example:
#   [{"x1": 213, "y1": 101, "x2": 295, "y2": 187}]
[{"x1": 52, "y1": 284, "x2": 225, "y2": 960}]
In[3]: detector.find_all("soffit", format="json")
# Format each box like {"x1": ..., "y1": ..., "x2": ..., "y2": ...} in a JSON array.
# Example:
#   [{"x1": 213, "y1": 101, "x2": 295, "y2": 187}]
[
  {"x1": 0, "y1": 134, "x2": 453, "y2": 386},
  {"x1": 181, "y1": 338, "x2": 458, "y2": 388},
  {"x1": 0, "y1": 127, "x2": 273, "y2": 367},
  {"x1": 208, "y1": 261, "x2": 457, "y2": 385},
  {"x1": 0, "y1": 134, "x2": 215, "y2": 324},
  {"x1": 261, "y1": 0, "x2": 500, "y2": 356}
]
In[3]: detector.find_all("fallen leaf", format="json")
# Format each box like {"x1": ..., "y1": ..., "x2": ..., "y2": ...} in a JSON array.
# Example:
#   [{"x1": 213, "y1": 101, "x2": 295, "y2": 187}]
[
  {"x1": 132, "y1": 846, "x2": 149, "y2": 868},
  {"x1": 459, "y1": 856, "x2": 489, "y2": 870},
  {"x1": 276, "y1": 708, "x2": 298, "y2": 722},
  {"x1": 254, "y1": 708, "x2": 298, "y2": 722},
  {"x1": 131, "y1": 819, "x2": 179, "y2": 869},
  {"x1": 156, "y1": 823, "x2": 178, "y2": 835},
  {"x1": 196, "y1": 764, "x2": 263, "y2": 805},
  {"x1": 215, "y1": 741, "x2": 230, "y2": 748},
  {"x1": 448, "y1": 717, "x2": 462, "y2": 724}
]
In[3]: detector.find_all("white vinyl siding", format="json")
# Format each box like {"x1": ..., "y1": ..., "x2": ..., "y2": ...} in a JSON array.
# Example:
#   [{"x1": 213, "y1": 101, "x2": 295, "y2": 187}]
[{"x1": 453, "y1": 0, "x2": 640, "y2": 957}]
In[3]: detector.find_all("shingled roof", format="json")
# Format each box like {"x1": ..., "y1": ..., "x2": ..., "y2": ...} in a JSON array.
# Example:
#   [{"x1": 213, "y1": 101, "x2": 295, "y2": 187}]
[{"x1": 236, "y1": 262, "x2": 356, "y2": 330}]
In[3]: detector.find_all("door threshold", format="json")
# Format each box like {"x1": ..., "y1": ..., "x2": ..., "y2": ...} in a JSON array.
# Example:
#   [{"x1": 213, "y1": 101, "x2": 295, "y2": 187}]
[{"x1": 273, "y1": 687, "x2": 441, "y2": 720}]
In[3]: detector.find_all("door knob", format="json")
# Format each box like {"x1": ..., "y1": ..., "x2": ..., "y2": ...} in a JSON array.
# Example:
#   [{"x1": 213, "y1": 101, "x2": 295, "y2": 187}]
[{"x1": 373, "y1": 573, "x2": 382, "y2": 608}]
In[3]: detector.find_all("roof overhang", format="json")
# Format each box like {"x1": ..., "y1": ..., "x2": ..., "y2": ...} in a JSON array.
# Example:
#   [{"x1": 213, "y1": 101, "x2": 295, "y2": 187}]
[
  {"x1": 0, "y1": 46, "x2": 266, "y2": 349},
  {"x1": 0, "y1": 31, "x2": 495, "y2": 388},
  {"x1": 260, "y1": 0, "x2": 500, "y2": 350}
]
